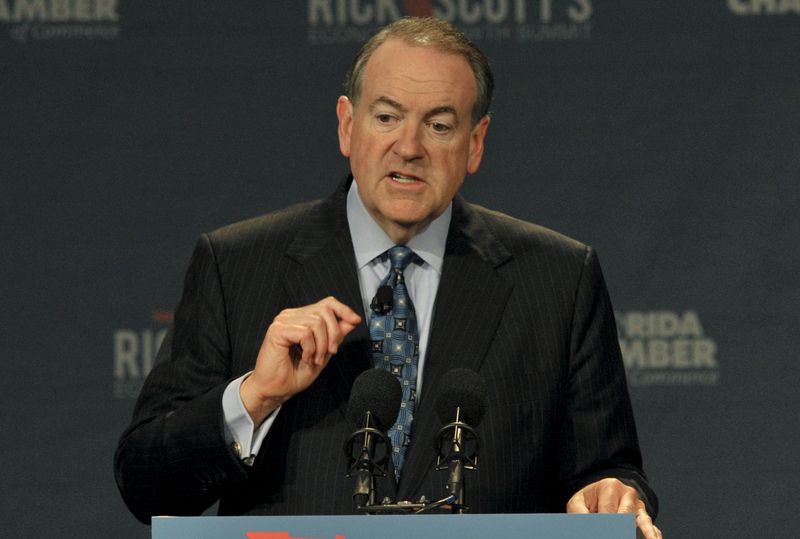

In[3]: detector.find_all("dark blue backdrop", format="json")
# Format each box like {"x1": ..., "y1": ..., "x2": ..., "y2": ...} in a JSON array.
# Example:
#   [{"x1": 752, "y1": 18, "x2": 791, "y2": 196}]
[{"x1": 2, "y1": 2, "x2": 798, "y2": 537}]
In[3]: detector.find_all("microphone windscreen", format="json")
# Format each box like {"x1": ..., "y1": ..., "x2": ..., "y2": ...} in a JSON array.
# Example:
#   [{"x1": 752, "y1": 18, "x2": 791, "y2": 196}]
[
  {"x1": 435, "y1": 368, "x2": 487, "y2": 426},
  {"x1": 347, "y1": 368, "x2": 402, "y2": 431}
]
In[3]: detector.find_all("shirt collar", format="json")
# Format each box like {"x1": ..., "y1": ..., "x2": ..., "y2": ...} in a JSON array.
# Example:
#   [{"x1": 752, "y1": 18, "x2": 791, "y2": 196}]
[{"x1": 346, "y1": 179, "x2": 450, "y2": 274}]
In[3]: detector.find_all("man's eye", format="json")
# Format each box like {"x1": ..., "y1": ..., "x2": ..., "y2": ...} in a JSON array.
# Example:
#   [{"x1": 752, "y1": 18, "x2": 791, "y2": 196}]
[
  {"x1": 429, "y1": 122, "x2": 450, "y2": 133},
  {"x1": 376, "y1": 114, "x2": 395, "y2": 124}
]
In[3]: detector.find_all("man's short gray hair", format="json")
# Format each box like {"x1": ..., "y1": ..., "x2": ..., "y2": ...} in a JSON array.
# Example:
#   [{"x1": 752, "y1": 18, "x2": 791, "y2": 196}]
[{"x1": 345, "y1": 17, "x2": 494, "y2": 126}]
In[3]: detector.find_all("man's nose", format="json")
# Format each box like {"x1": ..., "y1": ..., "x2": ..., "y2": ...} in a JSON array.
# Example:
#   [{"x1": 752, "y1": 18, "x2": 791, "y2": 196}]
[{"x1": 393, "y1": 122, "x2": 424, "y2": 161}]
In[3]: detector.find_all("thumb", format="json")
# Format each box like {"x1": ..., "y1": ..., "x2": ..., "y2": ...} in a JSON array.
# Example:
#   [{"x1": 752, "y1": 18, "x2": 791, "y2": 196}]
[
  {"x1": 338, "y1": 317, "x2": 361, "y2": 335},
  {"x1": 566, "y1": 490, "x2": 591, "y2": 514}
]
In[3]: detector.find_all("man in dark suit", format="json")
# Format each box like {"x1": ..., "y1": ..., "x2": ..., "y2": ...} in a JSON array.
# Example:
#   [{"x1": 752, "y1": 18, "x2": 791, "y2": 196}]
[{"x1": 116, "y1": 17, "x2": 661, "y2": 539}]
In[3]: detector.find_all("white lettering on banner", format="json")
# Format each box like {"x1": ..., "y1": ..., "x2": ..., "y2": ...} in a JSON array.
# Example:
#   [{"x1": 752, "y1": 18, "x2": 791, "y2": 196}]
[
  {"x1": 0, "y1": 0, "x2": 118, "y2": 22},
  {"x1": 620, "y1": 338, "x2": 718, "y2": 369},
  {"x1": 26, "y1": 21, "x2": 118, "y2": 37},
  {"x1": 113, "y1": 328, "x2": 167, "y2": 398},
  {"x1": 728, "y1": 0, "x2": 800, "y2": 15},
  {"x1": 617, "y1": 310, "x2": 703, "y2": 338},
  {"x1": 514, "y1": 21, "x2": 589, "y2": 40},
  {"x1": 566, "y1": 0, "x2": 591, "y2": 22},
  {"x1": 436, "y1": 0, "x2": 525, "y2": 23},
  {"x1": 308, "y1": 0, "x2": 400, "y2": 25},
  {"x1": 114, "y1": 329, "x2": 165, "y2": 378},
  {"x1": 628, "y1": 369, "x2": 719, "y2": 387},
  {"x1": 307, "y1": 0, "x2": 593, "y2": 43},
  {"x1": 617, "y1": 310, "x2": 721, "y2": 387},
  {"x1": 538, "y1": 0, "x2": 590, "y2": 23},
  {"x1": 2, "y1": 0, "x2": 120, "y2": 42}
]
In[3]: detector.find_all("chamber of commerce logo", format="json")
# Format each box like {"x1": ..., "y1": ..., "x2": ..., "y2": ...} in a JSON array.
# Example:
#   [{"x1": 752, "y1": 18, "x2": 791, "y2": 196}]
[
  {"x1": 617, "y1": 310, "x2": 720, "y2": 387},
  {"x1": 727, "y1": 0, "x2": 800, "y2": 15},
  {"x1": 112, "y1": 309, "x2": 171, "y2": 399},
  {"x1": 1, "y1": 0, "x2": 120, "y2": 43},
  {"x1": 307, "y1": 0, "x2": 592, "y2": 44}
]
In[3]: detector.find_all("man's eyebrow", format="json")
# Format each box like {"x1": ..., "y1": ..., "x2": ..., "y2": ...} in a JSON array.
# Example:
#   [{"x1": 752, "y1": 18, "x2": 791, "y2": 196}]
[
  {"x1": 369, "y1": 98, "x2": 458, "y2": 120},
  {"x1": 426, "y1": 106, "x2": 457, "y2": 118},
  {"x1": 369, "y1": 96, "x2": 405, "y2": 112}
]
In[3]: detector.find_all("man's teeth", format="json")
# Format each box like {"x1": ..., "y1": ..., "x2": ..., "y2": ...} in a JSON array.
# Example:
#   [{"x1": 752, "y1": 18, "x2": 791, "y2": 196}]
[{"x1": 391, "y1": 173, "x2": 418, "y2": 182}]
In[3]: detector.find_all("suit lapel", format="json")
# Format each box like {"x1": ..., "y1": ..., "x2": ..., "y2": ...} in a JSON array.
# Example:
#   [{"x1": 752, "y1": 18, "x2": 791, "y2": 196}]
[
  {"x1": 398, "y1": 197, "x2": 514, "y2": 500},
  {"x1": 282, "y1": 178, "x2": 373, "y2": 409},
  {"x1": 280, "y1": 184, "x2": 515, "y2": 501}
]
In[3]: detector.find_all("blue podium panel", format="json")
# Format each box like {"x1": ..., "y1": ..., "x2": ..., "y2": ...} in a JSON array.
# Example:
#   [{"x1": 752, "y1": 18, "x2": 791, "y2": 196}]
[{"x1": 152, "y1": 513, "x2": 634, "y2": 539}]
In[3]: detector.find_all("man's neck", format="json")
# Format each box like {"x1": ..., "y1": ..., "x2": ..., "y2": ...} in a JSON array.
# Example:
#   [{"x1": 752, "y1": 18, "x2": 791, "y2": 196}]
[
  {"x1": 372, "y1": 217, "x2": 428, "y2": 245},
  {"x1": 346, "y1": 180, "x2": 451, "y2": 271}
]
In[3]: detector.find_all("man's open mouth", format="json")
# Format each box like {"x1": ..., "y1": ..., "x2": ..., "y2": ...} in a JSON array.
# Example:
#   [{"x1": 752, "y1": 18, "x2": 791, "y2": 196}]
[{"x1": 389, "y1": 172, "x2": 421, "y2": 183}]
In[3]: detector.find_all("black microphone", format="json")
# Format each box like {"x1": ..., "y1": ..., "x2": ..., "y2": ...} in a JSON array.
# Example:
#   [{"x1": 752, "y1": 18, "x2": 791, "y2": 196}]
[
  {"x1": 344, "y1": 369, "x2": 402, "y2": 510},
  {"x1": 370, "y1": 284, "x2": 393, "y2": 315},
  {"x1": 434, "y1": 368, "x2": 487, "y2": 513}
]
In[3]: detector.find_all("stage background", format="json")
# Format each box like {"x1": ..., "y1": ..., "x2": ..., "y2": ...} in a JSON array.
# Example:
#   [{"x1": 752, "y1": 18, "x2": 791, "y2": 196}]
[{"x1": 2, "y1": 1, "x2": 797, "y2": 537}]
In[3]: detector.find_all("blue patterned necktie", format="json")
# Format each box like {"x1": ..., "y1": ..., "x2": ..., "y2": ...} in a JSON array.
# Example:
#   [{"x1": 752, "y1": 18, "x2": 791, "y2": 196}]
[{"x1": 368, "y1": 245, "x2": 419, "y2": 480}]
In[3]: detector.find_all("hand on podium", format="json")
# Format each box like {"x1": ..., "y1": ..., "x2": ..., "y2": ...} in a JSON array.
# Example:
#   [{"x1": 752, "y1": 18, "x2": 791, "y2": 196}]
[{"x1": 567, "y1": 478, "x2": 662, "y2": 539}]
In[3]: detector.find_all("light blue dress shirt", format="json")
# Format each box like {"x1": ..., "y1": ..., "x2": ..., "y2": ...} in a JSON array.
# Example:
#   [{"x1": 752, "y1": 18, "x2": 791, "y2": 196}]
[{"x1": 221, "y1": 180, "x2": 451, "y2": 461}]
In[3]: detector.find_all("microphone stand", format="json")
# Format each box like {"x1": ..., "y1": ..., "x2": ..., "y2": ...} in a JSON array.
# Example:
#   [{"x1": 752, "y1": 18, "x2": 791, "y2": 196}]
[
  {"x1": 344, "y1": 411, "x2": 392, "y2": 510},
  {"x1": 346, "y1": 412, "x2": 460, "y2": 515},
  {"x1": 344, "y1": 407, "x2": 479, "y2": 515},
  {"x1": 435, "y1": 406, "x2": 480, "y2": 513},
  {"x1": 357, "y1": 403, "x2": 479, "y2": 515}
]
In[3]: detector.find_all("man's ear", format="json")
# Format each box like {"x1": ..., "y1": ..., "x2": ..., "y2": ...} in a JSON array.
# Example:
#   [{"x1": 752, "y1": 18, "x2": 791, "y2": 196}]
[
  {"x1": 336, "y1": 96, "x2": 353, "y2": 157},
  {"x1": 467, "y1": 114, "x2": 490, "y2": 174}
]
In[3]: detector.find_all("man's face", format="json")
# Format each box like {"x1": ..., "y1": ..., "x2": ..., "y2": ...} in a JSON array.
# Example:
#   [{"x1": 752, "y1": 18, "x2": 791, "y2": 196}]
[{"x1": 336, "y1": 39, "x2": 490, "y2": 243}]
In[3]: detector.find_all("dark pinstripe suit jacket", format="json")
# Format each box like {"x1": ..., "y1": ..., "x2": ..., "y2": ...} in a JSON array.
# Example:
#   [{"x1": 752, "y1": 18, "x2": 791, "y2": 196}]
[{"x1": 115, "y1": 177, "x2": 656, "y2": 523}]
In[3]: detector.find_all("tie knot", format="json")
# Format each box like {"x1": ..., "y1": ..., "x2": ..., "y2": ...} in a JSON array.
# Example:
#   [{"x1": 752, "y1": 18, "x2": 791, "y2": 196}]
[{"x1": 387, "y1": 245, "x2": 413, "y2": 271}]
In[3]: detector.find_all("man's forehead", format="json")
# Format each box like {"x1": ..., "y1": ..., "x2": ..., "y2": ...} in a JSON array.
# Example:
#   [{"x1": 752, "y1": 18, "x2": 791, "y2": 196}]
[
  {"x1": 365, "y1": 38, "x2": 470, "y2": 74},
  {"x1": 360, "y1": 39, "x2": 476, "y2": 110}
]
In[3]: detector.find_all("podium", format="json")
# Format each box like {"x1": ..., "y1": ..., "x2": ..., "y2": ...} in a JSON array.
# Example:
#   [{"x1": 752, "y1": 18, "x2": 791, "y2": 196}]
[{"x1": 152, "y1": 513, "x2": 635, "y2": 538}]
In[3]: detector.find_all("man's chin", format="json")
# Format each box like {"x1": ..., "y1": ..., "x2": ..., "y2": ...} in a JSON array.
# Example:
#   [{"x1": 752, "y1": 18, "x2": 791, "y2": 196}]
[
  {"x1": 369, "y1": 206, "x2": 436, "y2": 242},
  {"x1": 382, "y1": 207, "x2": 433, "y2": 228}
]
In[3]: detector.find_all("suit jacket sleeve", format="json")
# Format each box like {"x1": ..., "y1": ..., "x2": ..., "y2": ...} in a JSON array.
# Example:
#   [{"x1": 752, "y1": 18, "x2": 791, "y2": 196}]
[
  {"x1": 559, "y1": 246, "x2": 658, "y2": 516},
  {"x1": 397, "y1": 203, "x2": 657, "y2": 517},
  {"x1": 115, "y1": 189, "x2": 379, "y2": 520},
  {"x1": 114, "y1": 233, "x2": 250, "y2": 523}
]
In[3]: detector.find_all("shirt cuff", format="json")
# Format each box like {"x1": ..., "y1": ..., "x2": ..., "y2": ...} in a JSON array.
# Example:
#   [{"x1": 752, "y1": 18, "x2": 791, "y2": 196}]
[{"x1": 222, "y1": 372, "x2": 281, "y2": 465}]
